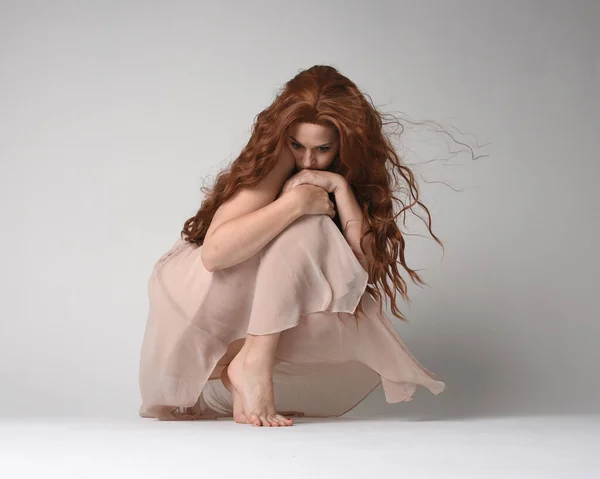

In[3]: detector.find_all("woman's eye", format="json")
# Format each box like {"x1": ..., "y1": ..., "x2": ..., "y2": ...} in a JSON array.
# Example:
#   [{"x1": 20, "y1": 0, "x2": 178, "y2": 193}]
[{"x1": 290, "y1": 142, "x2": 329, "y2": 152}]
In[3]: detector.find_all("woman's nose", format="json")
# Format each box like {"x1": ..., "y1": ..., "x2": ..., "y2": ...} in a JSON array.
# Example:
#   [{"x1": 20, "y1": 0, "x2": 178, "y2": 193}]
[{"x1": 303, "y1": 152, "x2": 315, "y2": 167}]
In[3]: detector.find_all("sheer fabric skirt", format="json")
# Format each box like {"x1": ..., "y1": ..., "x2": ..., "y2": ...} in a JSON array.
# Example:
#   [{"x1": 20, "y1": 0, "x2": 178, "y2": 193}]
[{"x1": 138, "y1": 214, "x2": 445, "y2": 420}]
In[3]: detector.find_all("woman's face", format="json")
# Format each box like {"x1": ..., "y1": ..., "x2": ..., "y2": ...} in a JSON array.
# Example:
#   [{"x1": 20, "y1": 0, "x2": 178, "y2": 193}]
[{"x1": 286, "y1": 122, "x2": 340, "y2": 171}]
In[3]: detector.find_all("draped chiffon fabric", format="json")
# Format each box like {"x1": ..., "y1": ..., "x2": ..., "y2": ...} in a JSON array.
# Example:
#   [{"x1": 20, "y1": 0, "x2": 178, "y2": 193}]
[{"x1": 138, "y1": 214, "x2": 445, "y2": 420}]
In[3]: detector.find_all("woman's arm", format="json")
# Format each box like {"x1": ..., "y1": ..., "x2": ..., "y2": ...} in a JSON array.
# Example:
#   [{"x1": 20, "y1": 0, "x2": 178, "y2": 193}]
[
  {"x1": 201, "y1": 150, "x2": 301, "y2": 271},
  {"x1": 333, "y1": 180, "x2": 376, "y2": 275},
  {"x1": 202, "y1": 192, "x2": 304, "y2": 271}
]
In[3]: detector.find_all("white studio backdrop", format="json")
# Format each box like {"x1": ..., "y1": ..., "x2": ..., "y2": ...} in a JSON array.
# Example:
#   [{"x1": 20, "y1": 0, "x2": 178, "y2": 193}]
[{"x1": 0, "y1": 0, "x2": 598, "y2": 419}]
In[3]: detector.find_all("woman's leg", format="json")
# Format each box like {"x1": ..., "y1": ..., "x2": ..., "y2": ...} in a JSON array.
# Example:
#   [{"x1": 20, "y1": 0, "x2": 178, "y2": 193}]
[
  {"x1": 221, "y1": 216, "x2": 356, "y2": 426},
  {"x1": 225, "y1": 331, "x2": 294, "y2": 427}
]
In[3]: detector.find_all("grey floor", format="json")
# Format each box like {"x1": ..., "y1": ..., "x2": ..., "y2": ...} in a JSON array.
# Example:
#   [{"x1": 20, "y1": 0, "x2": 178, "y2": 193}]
[{"x1": 0, "y1": 414, "x2": 598, "y2": 478}]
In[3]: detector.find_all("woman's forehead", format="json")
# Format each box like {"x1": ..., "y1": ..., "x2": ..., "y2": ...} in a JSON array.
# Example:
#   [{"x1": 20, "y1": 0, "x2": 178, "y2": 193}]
[{"x1": 288, "y1": 122, "x2": 338, "y2": 143}]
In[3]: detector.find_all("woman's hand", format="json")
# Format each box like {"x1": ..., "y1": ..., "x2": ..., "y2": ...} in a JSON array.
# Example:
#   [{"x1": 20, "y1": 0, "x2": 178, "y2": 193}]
[
  {"x1": 285, "y1": 184, "x2": 337, "y2": 219},
  {"x1": 279, "y1": 169, "x2": 347, "y2": 196}
]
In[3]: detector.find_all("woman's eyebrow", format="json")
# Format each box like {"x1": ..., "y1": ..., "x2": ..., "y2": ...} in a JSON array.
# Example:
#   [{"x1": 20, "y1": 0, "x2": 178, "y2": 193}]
[{"x1": 289, "y1": 136, "x2": 333, "y2": 147}]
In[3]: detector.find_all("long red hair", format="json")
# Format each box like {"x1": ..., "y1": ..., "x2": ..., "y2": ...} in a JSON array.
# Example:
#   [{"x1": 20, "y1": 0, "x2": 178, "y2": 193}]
[{"x1": 181, "y1": 65, "x2": 478, "y2": 323}]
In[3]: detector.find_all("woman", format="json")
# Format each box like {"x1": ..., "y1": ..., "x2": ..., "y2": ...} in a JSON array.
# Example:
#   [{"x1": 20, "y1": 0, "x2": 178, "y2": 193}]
[{"x1": 138, "y1": 65, "x2": 447, "y2": 427}]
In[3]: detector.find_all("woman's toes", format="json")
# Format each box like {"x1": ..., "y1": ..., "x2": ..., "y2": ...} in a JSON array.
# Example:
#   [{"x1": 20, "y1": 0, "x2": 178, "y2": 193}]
[
  {"x1": 272, "y1": 414, "x2": 293, "y2": 426},
  {"x1": 268, "y1": 416, "x2": 281, "y2": 426},
  {"x1": 279, "y1": 414, "x2": 294, "y2": 425},
  {"x1": 266, "y1": 416, "x2": 277, "y2": 427},
  {"x1": 257, "y1": 415, "x2": 269, "y2": 427},
  {"x1": 266, "y1": 415, "x2": 283, "y2": 427}
]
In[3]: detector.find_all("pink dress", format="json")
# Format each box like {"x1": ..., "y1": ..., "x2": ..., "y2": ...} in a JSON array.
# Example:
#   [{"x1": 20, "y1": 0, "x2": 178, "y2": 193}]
[{"x1": 138, "y1": 214, "x2": 445, "y2": 420}]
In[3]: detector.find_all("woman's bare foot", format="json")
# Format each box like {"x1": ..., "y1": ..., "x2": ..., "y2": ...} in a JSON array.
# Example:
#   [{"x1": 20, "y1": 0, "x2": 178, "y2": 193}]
[
  {"x1": 221, "y1": 366, "x2": 250, "y2": 424},
  {"x1": 226, "y1": 352, "x2": 294, "y2": 427}
]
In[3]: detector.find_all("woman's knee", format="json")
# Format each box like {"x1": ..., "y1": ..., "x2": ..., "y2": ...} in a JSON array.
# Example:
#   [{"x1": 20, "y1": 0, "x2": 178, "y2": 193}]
[{"x1": 269, "y1": 214, "x2": 336, "y2": 251}]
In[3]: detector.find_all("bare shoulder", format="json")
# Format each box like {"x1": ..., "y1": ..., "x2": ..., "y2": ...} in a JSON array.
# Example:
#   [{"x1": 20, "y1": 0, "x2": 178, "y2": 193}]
[{"x1": 205, "y1": 154, "x2": 295, "y2": 240}]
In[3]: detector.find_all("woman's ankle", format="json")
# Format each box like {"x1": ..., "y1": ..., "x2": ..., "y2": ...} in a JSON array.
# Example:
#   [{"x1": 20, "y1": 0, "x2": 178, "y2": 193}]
[{"x1": 240, "y1": 349, "x2": 275, "y2": 369}]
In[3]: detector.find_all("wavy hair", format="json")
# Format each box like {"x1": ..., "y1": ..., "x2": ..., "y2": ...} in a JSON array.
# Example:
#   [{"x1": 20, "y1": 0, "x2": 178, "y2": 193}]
[{"x1": 181, "y1": 65, "x2": 480, "y2": 324}]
